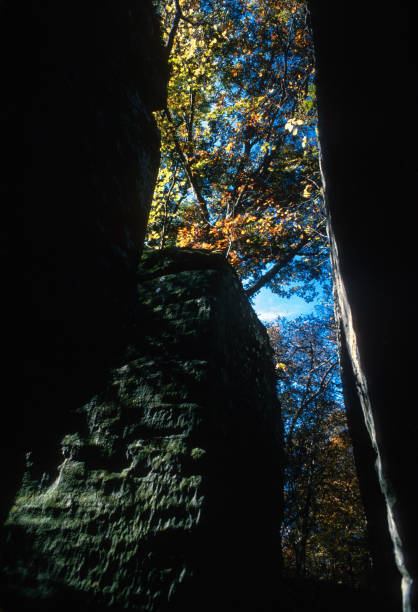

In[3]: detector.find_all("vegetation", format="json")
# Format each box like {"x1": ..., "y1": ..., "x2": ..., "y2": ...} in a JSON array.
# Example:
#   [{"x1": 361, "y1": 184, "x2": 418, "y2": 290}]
[
  {"x1": 268, "y1": 312, "x2": 372, "y2": 587},
  {"x1": 150, "y1": 0, "x2": 371, "y2": 587},
  {"x1": 149, "y1": 0, "x2": 327, "y2": 301}
]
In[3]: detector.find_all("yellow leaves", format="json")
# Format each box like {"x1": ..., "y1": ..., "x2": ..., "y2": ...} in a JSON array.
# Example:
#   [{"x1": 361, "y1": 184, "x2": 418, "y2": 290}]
[
  {"x1": 285, "y1": 117, "x2": 305, "y2": 136},
  {"x1": 146, "y1": 230, "x2": 160, "y2": 241},
  {"x1": 200, "y1": 242, "x2": 215, "y2": 250},
  {"x1": 284, "y1": 121, "x2": 295, "y2": 134},
  {"x1": 184, "y1": 37, "x2": 198, "y2": 60},
  {"x1": 276, "y1": 362, "x2": 287, "y2": 371},
  {"x1": 302, "y1": 184, "x2": 313, "y2": 198},
  {"x1": 152, "y1": 0, "x2": 323, "y2": 285}
]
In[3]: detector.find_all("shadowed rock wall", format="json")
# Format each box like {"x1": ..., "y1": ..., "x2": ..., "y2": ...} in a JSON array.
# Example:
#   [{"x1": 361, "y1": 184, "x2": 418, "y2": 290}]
[
  {"x1": 1, "y1": 0, "x2": 168, "y2": 526},
  {"x1": 1, "y1": 248, "x2": 283, "y2": 611},
  {"x1": 308, "y1": 4, "x2": 417, "y2": 611},
  {"x1": 1, "y1": 3, "x2": 284, "y2": 608}
]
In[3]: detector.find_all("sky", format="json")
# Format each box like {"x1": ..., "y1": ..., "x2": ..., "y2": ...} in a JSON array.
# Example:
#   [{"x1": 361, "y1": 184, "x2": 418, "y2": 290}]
[{"x1": 252, "y1": 285, "x2": 323, "y2": 324}]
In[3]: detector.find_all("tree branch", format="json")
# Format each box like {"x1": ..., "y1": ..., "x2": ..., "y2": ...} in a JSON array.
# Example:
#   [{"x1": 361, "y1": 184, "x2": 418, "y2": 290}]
[
  {"x1": 244, "y1": 218, "x2": 326, "y2": 297},
  {"x1": 159, "y1": 163, "x2": 179, "y2": 249},
  {"x1": 165, "y1": 0, "x2": 201, "y2": 57},
  {"x1": 285, "y1": 358, "x2": 338, "y2": 450},
  {"x1": 165, "y1": 0, "x2": 182, "y2": 57},
  {"x1": 245, "y1": 233, "x2": 310, "y2": 297},
  {"x1": 164, "y1": 107, "x2": 210, "y2": 225}
]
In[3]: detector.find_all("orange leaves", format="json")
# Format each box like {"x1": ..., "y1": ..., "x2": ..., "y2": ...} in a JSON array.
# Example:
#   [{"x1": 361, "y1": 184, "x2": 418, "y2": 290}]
[
  {"x1": 269, "y1": 312, "x2": 370, "y2": 586},
  {"x1": 151, "y1": 0, "x2": 325, "y2": 293},
  {"x1": 294, "y1": 29, "x2": 307, "y2": 48}
]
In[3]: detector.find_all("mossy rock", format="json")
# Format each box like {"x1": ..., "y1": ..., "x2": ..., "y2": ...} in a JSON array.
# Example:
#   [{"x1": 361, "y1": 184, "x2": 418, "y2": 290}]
[{"x1": 1, "y1": 248, "x2": 282, "y2": 611}]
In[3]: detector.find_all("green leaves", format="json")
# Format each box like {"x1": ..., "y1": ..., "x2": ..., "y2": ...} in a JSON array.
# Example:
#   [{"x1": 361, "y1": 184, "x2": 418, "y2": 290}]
[{"x1": 148, "y1": 0, "x2": 326, "y2": 298}]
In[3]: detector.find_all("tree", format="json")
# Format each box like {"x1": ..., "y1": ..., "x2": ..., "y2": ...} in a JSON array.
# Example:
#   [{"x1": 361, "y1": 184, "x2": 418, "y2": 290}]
[
  {"x1": 148, "y1": 0, "x2": 328, "y2": 301},
  {"x1": 150, "y1": 1, "x2": 371, "y2": 585},
  {"x1": 267, "y1": 312, "x2": 372, "y2": 587}
]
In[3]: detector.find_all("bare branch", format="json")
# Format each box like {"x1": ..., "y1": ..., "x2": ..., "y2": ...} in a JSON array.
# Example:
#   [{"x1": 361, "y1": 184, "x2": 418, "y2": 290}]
[
  {"x1": 285, "y1": 358, "x2": 338, "y2": 450},
  {"x1": 244, "y1": 218, "x2": 326, "y2": 297},
  {"x1": 245, "y1": 234, "x2": 310, "y2": 297}
]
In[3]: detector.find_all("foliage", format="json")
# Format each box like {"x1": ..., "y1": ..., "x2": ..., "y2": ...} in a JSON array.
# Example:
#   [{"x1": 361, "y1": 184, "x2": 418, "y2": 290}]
[
  {"x1": 150, "y1": 1, "x2": 371, "y2": 586},
  {"x1": 267, "y1": 312, "x2": 372, "y2": 587},
  {"x1": 148, "y1": 0, "x2": 327, "y2": 299}
]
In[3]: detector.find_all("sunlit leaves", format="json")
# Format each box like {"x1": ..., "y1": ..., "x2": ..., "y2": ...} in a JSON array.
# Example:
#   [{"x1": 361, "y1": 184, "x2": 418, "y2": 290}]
[{"x1": 149, "y1": 0, "x2": 326, "y2": 298}]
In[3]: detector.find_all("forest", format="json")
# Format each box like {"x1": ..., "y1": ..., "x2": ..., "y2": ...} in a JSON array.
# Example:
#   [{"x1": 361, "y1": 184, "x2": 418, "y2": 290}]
[{"x1": 150, "y1": 0, "x2": 372, "y2": 587}]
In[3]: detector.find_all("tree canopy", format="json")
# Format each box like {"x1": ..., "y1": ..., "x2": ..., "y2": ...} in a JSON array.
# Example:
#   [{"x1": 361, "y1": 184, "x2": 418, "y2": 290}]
[
  {"x1": 268, "y1": 313, "x2": 371, "y2": 586},
  {"x1": 149, "y1": 0, "x2": 372, "y2": 588},
  {"x1": 148, "y1": 0, "x2": 327, "y2": 300}
]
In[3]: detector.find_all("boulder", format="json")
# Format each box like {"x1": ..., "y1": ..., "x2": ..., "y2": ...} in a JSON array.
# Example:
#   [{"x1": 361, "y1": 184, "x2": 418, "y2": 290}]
[
  {"x1": 1, "y1": 0, "x2": 168, "y2": 525},
  {"x1": 1, "y1": 248, "x2": 282, "y2": 611}
]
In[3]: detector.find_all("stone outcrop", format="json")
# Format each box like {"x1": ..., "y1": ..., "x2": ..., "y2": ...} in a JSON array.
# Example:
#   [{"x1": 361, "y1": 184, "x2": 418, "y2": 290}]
[
  {"x1": 308, "y1": 4, "x2": 417, "y2": 611},
  {"x1": 3, "y1": 0, "x2": 412, "y2": 609},
  {"x1": 1, "y1": 3, "x2": 284, "y2": 609},
  {"x1": 1, "y1": 0, "x2": 168, "y2": 526},
  {"x1": 1, "y1": 249, "x2": 283, "y2": 611}
]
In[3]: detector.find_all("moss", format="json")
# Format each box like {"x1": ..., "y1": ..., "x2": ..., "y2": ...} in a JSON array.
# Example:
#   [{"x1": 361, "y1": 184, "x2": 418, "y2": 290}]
[{"x1": 2, "y1": 248, "x2": 282, "y2": 611}]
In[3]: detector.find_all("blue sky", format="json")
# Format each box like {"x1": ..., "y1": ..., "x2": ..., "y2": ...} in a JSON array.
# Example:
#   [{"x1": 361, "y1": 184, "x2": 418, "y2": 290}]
[
  {"x1": 251, "y1": 285, "x2": 322, "y2": 323},
  {"x1": 252, "y1": 287, "x2": 314, "y2": 322}
]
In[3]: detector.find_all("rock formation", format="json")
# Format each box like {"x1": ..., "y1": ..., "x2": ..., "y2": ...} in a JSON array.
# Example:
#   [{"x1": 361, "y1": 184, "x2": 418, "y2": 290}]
[
  {"x1": 2, "y1": 2, "x2": 284, "y2": 608},
  {"x1": 308, "y1": 4, "x2": 417, "y2": 611},
  {"x1": 1, "y1": 0, "x2": 168, "y2": 525},
  {"x1": 1, "y1": 248, "x2": 282, "y2": 611},
  {"x1": 2, "y1": 0, "x2": 413, "y2": 609}
]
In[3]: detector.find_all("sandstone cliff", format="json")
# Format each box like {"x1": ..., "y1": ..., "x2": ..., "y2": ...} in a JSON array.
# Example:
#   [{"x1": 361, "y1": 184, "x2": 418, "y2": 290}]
[
  {"x1": 1, "y1": 249, "x2": 282, "y2": 611},
  {"x1": 1, "y1": 0, "x2": 168, "y2": 525},
  {"x1": 308, "y1": 4, "x2": 416, "y2": 611}
]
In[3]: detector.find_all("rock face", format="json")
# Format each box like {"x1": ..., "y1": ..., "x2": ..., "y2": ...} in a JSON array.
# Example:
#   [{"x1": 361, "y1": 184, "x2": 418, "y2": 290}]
[
  {"x1": 308, "y1": 4, "x2": 417, "y2": 611},
  {"x1": 2, "y1": 3, "x2": 283, "y2": 608},
  {"x1": 1, "y1": 1, "x2": 168, "y2": 525},
  {"x1": 1, "y1": 249, "x2": 283, "y2": 611}
]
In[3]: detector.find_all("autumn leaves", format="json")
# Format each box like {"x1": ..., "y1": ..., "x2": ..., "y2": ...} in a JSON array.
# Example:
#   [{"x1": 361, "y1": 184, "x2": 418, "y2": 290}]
[{"x1": 148, "y1": 0, "x2": 326, "y2": 300}]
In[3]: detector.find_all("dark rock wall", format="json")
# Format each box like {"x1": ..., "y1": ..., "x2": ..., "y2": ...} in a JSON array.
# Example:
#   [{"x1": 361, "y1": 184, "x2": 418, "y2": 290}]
[
  {"x1": 338, "y1": 329, "x2": 401, "y2": 603},
  {"x1": 4, "y1": 0, "x2": 412, "y2": 608},
  {"x1": 1, "y1": 248, "x2": 283, "y2": 611},
  {"x1": 1, "y1": 1, "x2": 168, "y2": 526},
  {"x1": 308, "y1": 4, "x2": 417, "y2": 611},
  {"x1": 2, "y1": 3, "x2": 284, "y2": 608}
]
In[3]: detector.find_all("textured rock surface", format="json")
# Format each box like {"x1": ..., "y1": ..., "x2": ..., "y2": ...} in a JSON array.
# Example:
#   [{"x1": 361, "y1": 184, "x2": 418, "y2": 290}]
[
  {"x1": 1, "y1": 249, "x2": 283, "y2": 611},
  {"x1": 1, "y1": 0, "x2": 168, "y2": 526},
  {"x1": 338, "y1": 331, "x2": 401, "y2": 603},
  {"x1": 308, "y1": 4, "x2": 416, "y2": 611}
]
